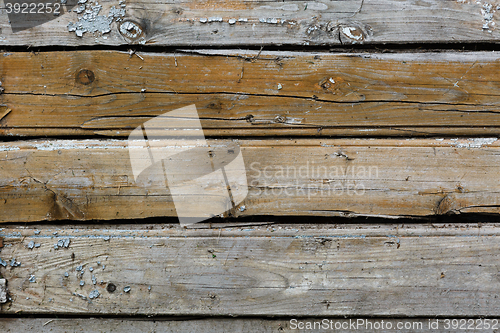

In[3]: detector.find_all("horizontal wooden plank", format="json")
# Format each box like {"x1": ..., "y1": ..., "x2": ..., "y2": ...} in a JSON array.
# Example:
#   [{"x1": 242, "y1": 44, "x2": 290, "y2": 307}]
[
  {"x1": 1, "y1": 223, "x2": 500, "y2": 316},
  {"x1": 3, "y1": 50, "x2": 500, "y2": 137},
  {"x1": 1, "y1": 317, "x2": 491, "y2": 332},
  {"x1": 0, "y1": 0, "x2": 499, "y2": 46},
  {"x1": 1, "y1": 138, "x2": 500, "y2": 222}
]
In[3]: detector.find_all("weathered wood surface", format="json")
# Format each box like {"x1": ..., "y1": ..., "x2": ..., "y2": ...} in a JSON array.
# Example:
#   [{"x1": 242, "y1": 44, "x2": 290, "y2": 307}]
[
  {"x1": 0, "y1": 0, "x2": 499, "y2": 46},
  {"x1": 3, "y1": 50, "x2": 500, "y2": 137},
  {"x1": 1, "y1": 138, "x2": 500, "y2": 222},
  {"x1": 0, "y1": 317, "x2": 488, "y2": 332},
  {"x1": 0, "y1": 223, "x2": 500, "y2": 316}
]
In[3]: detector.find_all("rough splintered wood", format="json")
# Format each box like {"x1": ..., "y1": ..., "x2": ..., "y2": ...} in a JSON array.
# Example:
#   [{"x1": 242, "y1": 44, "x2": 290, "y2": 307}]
[
  {"x1": 0, "y1": 0, "x2": 499, "y2": 46},
  {"x1": 4, "y1": 50, "x2": 500, "y2": 137},
  {"x1": 2, "y1": 138, "x2": 500, "y2": 222},
  {"x1": 0, "y1": 318, "x2": 488, "y2": 333},
  {"x1": 0, "y1": 279, "x2": 7, "y2": 303},
  {"x1": 1, "y1": 223, "x2": 500, "y2": 316}
]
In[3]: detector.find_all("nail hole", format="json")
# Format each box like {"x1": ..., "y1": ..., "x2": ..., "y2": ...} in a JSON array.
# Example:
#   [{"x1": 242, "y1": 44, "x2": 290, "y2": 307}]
[{"x1": 107, "y1": 283, "x2": 116, "y2": 293}]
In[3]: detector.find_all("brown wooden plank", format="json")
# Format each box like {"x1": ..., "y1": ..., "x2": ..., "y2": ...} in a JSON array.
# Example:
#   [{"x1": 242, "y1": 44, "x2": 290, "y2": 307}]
[
  {"x1": 0, "y1": 317, "x2": 490, "y2": 332},
  {"x1": 1, "y1": 138, "x2": 500, "y2": 222},
  {"x1": 0, "y1": 223, "x2": 500, "y2": 316},
  {"x1": 2, "y1": 50, "x2": 500, "y2": 137},
  {"x1": 0, "y1": 0, "x2": 499, "y2": 46}
]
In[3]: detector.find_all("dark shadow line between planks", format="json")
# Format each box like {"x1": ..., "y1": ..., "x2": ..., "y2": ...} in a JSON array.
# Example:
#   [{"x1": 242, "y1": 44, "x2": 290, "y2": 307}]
[
  {"x1": 0, "y1": 213, "x2": 499, "y2": 228},
  {"x1": 4, "y1": 42, "x2": 500, "y2": 54}
]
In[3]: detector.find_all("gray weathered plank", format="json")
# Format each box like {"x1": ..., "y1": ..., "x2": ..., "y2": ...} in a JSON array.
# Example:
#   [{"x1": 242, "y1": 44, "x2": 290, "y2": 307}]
[
  {"x1": 0, "y1": 0, "x2": 499, "y2": 46},
  {"x1": 0, "y1": 223, "x2": 500, "y2": 316}
]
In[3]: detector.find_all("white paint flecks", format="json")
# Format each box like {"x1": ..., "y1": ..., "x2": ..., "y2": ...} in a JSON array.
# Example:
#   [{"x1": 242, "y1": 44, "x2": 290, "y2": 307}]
[
  {"x1": 260, "y1": 18, "x2": 279, "y2": 24},
  {"x1": 208, "y1": 17, "x2": 223, "y2": 23},
  {"x1": 120, "y1": 21, "x2": 140, "y2": 38},
  {"x1": 457, "y1": 0, "x2": 498, "y2": 32},
  {"x1": 285, "y1": 117, "x2": 304, "y2": 124},
  {"x1": 450, "y1": 138, "x2": 498, "y2": 148},
  {"x1": 67, "y1": 1, "x2": 125, "y2": 38},
  {"x1": 342, "y1": 27, "x2": 363, "y2": 40},
  {"x1": 305, "y1": 2, "x2": 329, "y2": 10},
  {"x1": 259, "y1": 4, "x2": 300, "y2": 11}
]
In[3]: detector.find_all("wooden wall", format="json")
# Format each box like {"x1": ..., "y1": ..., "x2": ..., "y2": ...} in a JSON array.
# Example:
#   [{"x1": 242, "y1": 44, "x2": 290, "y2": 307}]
[{"x1": 1, "y1": 0, "x2": 500, "y2": 331}]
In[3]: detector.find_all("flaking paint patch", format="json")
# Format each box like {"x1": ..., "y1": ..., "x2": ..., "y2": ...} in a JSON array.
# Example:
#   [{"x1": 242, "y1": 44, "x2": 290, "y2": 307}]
[
  {"x1": 342, "y1": 27, "x2": 363, "y2": 40},
  {"x1": 54, "y1": 238, "x2": 71, "y2": 249},
  {"x1": 68, "y1": 1, "x2": 125, "y2": 37},
  {"x1": 89, "y1": 289, "x2": 100, "y2": 299},
  {"x1": 457, "y1": 0, "x2": 499, "y2": 32}
]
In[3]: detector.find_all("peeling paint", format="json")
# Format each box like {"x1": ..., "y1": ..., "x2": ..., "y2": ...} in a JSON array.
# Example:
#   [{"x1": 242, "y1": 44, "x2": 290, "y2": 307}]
[
  {"x1": 89, "y1": 289, "x2": 100, "y2": 299},
  {"x1": 305, "y1": 2, "x2": 329, "y2": 10},
  {"x1": 54, "y1": 238, "x2": 71, "y2": 249},
  {"x1": 457, "y1": 0, "x2": 499, "y2": 32},
  {"x1": 9, "y1": 258, "x2": 20, "y2": 267},
  {"x1": 342, "y1": 26, "x2": 363, "y2": 40},
  {"x1": 68, "y1": 1, "x2": 125, "y2": 38},
  {"x1": 259, "y1": 4, "x2": 300, "y2": 11},
  {"x1": 285, "y1": 117, "x2": 304, "y2": 124}
]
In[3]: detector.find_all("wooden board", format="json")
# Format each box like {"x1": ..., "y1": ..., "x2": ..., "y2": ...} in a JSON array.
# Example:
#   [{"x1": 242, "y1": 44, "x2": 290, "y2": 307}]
[
  {"x1": 0, "y1": 0, "x2": 499, "y2": 46},
  {"x1": 3, "y1": 50, "x2": 500, "y2": 137},
  {"x1": 1, "y1": 138, "x2": 500, "y2": 222},
  {"x1": 1, "y1": 317, "x2": 491, "y2": 332},
  {"x1": 1, "y1": 223, "x2": 500, "y2": 316}
]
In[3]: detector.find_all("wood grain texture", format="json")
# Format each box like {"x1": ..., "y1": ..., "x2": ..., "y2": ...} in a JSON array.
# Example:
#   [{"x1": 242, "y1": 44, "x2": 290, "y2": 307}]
[
  {"x1": 1, "y1": 138, "x2": 500, "y2": 222},
  {"x1": 3, "y1": 50, "x2": 500, "y2": 137},
  {"x1": 1, "y1": 223, "x2": 500, "y2": 316},
  {"x1": 0, "y1": 0, "x2": 499, "y2": 46},
  {"x1": 0, "y1": 317, "x2": 489, "y2": 332}
]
